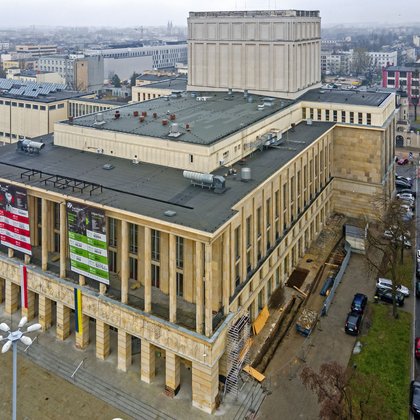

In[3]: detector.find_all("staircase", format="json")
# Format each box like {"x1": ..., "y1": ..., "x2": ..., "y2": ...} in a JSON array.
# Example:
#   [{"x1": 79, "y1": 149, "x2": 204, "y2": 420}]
[
  {"x1": 232, "y1": 379, "x2": 267, "y2": 420},
  {"x1": 18, "y1": 344, "x2": 175, "y2": 420}
]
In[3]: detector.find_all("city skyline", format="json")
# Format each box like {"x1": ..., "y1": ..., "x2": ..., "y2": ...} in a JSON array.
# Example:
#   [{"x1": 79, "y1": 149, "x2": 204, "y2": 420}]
[{"x1": 0, "y1": 0, "x2": 419, "y2": 28}]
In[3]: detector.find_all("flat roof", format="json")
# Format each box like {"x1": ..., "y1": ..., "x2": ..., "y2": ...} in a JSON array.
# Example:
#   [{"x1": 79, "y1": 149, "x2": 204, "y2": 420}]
[
  {"x1": 62, "y1": 91, "x2": 295, "y2": 146},
  {"x1": 0, "y1": 121, "x2": 334, "y2": 233},
  {"x1": 0, "y1": 90, "x2": 89, "y2": 103},
  {"x1": 298, "y1": 88, "x2": 391, "y2": 107},
  {"x1": 141, "y1": 78, "x2": 187, "y2": 91},
  {"x1": 70, "y1": 97, "x2": 122, "y2": 106}
]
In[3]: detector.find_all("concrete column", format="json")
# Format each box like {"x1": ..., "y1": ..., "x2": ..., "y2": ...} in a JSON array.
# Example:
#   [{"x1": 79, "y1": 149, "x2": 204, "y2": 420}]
[
  {"x1": 60, "y1": 204, "x2": 67, "y2": 278},
  {"x1": 38, "y1": 295, "x2": 52, "y2": 331},
  {"x1": 41, "y1": 198, "x2": 48, "y2": 271},
  {"x1": 169, "y1": 234, "x2": 176, "y2": 323},
  {"x1": 8, "y1": 248, "x2": 14, "y2": 258},
  {"x1": 121, "y1": 220, "x2": 129, "y2": 304},
  {"x1": 99, "y1": 283, "x2": 107, "y2": 295},
  {"x1": 0, "y1": 277, "x2": 4, "y2": 303},
  {"x1": 165, "y1": 350, "x2": 181, "y2": 397},
  {"x1": 75, "y1": 314, "x2": 90, "y2": 349},
  {"x1": 141, "y1": 340, "x2": 156, "y2": 383},
  {"x1": 195, "y1": 242, "x2": 204, "y2": 334},
  {"x1": 79, "y1": 275, "x2": 86, "y2": 286},
  {"x1": 117, "y1": 330, "x2": 131, "y2": 372},
  {"x1": 192, "y1": 361, "x2": 219, "y2": 414},
  {"x1": 56, "y1": 302, "x2": 70, "y2": 341},
  {"x1": 144, "y1": 227, "x2": 152, "y2": 312},
  {"x1": 21, "y1": 289, "x2": 36, "y2": 321},
  {"x1": 24, "y1": 254, "x2": 31, "y2": 264},
  {"x1": 204, "y1": 243, "x2": 213, "y2": 337},
  {"x1": 222, "y1": 231, "x2": 230, "y2": 315},
  {"x1": 96, "y1": 320, "x2": 110, "y2": 360},
  {"x1": 5, "y1": 280, "x2": 19, "y2": 314}
]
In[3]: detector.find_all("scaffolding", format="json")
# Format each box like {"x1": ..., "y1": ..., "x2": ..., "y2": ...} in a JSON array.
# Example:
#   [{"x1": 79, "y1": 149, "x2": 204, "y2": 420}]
[{"x1": 224, "y1": 313, "x2": 251, "y2": 399}]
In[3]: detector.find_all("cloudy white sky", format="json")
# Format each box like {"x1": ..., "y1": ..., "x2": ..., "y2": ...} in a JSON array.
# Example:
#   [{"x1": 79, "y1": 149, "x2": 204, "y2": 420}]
[{"x1": 1, "y1": 0, "x2": 419, "y2": 27}]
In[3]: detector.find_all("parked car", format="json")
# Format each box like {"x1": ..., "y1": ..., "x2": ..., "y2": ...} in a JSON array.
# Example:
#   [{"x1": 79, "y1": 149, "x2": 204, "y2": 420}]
[
  {"x1": 377, "y1": 278, "x2": 410, "y2": 297},
  {"x1": 416, "y1": 338, "x2": 420, "y2": 359},
  {"x1": 351, "y1": 293, "x2": 368, "y2": 314},
  {"x1": 416, "y1": 280, "x2": 420, "y2": 297},
  {"x1": 395, "y1": 174, "x2": 413, "y2": 186},
  {"x1": 375, "y1": 287, "x2": 405, "y2": 306},
  {"x1": 400, "y1": 199, "x2": 415, "y2": 210},
  {"x1": 396, "y1": 179, "x2": 412, "y2": 189},
  {"x1": 345, "y1": 311, "x2": 362, "y2": 335},
  {"x1": 397, "y1": 188, "x2": 416, "y2": 198},
  {"x1": 397, "y1": 192, "x2": 416, "y2": 202},
  {"x1": 410, "y1": 380, "x2": 420, "y2": 417},
  {"x1": 397, "y1": 158, "x2": 409, "y2": 165}
]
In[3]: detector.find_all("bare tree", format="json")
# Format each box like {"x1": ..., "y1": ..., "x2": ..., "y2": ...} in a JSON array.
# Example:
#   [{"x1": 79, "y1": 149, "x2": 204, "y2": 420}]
[
  {"x1": 364, "y1": 193, "x2": 414, "y2": 318},
  {"x1": 300, "y1": 362, "x2": 392, "y2": 420}
]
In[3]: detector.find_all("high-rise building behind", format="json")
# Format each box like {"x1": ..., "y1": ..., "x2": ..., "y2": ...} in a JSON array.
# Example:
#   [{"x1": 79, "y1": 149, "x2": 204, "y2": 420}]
[{"x1": 187, "y1": 10, "x2": 321, "y2": 99}]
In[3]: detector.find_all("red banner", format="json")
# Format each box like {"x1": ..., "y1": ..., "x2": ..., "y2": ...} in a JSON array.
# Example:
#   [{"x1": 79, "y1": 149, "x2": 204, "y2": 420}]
[{"x1": 0, "y1": 184, "x2": 32, "y2": 255}]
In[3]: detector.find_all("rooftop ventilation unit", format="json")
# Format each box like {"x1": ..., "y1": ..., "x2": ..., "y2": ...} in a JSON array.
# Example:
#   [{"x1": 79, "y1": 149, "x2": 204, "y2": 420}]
[
  {"x1": 16, "y1": 139, "x2": 45, "y2": 154},
  {"x1": 306, "y1": 119, "x2": 313, "y2": 125},
  {"x1": 183, "y1": 171, "x2": 226, "y2": 193},
  {"x1": 263, "y1": 97, "x2": 275, "y2": 107},
  {"x1": 102, "y1": 164, "x2": 114, "y2": 170},
  {"x1": 257, "y1": 104, "x2": 265, "y2": 111},
  {"x1": 168, "y1": 123, "x2": 182, "y2": 138},
  {"x1": 164, "y1": 210, "x2": 177, "y2": 217},
  {"x1": 93, "y1": 113, "x2": 106, "y2": 127}
]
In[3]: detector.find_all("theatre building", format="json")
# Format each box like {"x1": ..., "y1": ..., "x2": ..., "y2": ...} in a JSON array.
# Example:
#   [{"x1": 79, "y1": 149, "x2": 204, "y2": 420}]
[{"x1": 0, "y1": 9, "x2": 396, "y2": 415}]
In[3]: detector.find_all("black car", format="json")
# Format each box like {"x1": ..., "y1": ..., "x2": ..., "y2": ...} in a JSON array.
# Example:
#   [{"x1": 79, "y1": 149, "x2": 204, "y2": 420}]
[
  {"x1": 396, "y1": 179, "x2": 412, "y2": 189},
  {"x1": 351, "y1": 293, "x2": 368, "y2": 314},
  {"x1": 375, "y1": 287, "x2": 405, "y2": 306},
  {"x1": 345, "y1": 311, "x2": 362, "y2": 335},
  {"x1": 411, "y1": 380, "x2": 420, "y2": 417}
]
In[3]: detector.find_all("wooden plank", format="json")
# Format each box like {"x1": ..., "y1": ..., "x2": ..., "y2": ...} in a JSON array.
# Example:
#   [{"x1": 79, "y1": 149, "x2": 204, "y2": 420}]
[
  {"x1": 252, "y1": 305, "x2": 270, "y2": 335},
  {"x1": 243, "y1": 364, "x2": 265, "y2": 382}
]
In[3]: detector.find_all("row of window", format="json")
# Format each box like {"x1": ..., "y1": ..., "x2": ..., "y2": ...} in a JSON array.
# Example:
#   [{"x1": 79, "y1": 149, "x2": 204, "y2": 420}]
[
  {"x1": 0, "y1": 100, "x2": 64, "y2": 110},
  {"x1": 305, "y1": 107, "x2": 372, "y2": 125}
]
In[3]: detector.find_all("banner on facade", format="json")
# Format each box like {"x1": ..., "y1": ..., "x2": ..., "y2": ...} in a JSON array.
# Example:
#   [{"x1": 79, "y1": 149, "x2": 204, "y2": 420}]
[
  {"x1": 0, "y1": 184, "x2": 32, "y2": 255},
  {"x1": 67, "y1": 201, "x2": 109, "y2": 285}
]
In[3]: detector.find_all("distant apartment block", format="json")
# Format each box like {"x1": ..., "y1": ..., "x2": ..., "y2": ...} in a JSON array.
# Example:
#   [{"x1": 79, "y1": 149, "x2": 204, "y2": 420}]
[
  {"x1": 132, "y1": 77, "x2": 187, "y2": 102},
  {"x1": 6, "y1": 68, "x2": 65, "y2": 85},
  {"x1": 188, "y1": 10, "x2": 322, "y2": 99},
  {"x1": 16, "y1": 44, "x2": 58, "y2": 56},
  {"x1": 0, "y1": 41, "x2": 10, "y2": 50},
  {"x1": 413, "y1": 35, "x2": 420, "y2": 48},
  {"x1": 321, "y1": 51, "x2": 352, "y2": 75},
  {"x1": 37, "y1": 55, "x2": 104, "y2": 92},
  {"x1": 84, "y1": 44, "x2": 188, "y2": 81},
  {"x1": 368, "y1": 51, "x2": 397, "y2": 71},
  {"x1": 382, "y1": 63, "x2": 420, "y2": 104}
]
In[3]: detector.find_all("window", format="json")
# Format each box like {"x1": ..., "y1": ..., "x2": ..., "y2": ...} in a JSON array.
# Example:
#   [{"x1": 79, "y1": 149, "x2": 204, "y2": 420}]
[
  {"x1": 151, "y1": 264, "x2": 160, "y2": 288},
  {"x1": 350, "y1": 112, "x2": 354, "y2": 123},
  {"x1": 189, "y1": 154, "x2": 193, "y2": 163},
  {"x1": 53, "y1": 203, "x2": 60, "y2": 229},
  {"x1": 11, "y1": 102, "x2": 17, "y2": 107},
  {"x1": 129, "y1": 223, "x2": 138, "y2": 254},
  {"x1": 325, "y1": 109, "x2": 330, "y2": 120},
  {"x1": 257, "y1": 207, "x2": 262, "y2": 237},
  {"x1": 108, "y1": 218, "x2": 117, "y2": 247},
  {"x1": 25, "y1": 104, "x2": 31, "y2": 109},
  {"x1": 151, "y1": 229, "x2": 160, "y2": 261},
  {"x1": 246, "y1": 216, "x2": 252, "y2": 247},
  {"x1": 109, "y1": 250, "x2": 117, "y2": 273},
  {"x1": 266, "y1": 198, "x2": 271, "y2": 228},
  {"x1": 341, "y1": 111, "x2": 346, "y2": 123},
  {"x1": 176, "y1": 272, "x2": 183, "y2": 297},
  {"x1": 18, "y1": 103, "x2": 24, "y2": 108},
  {"x1": 358, "y1": 113, "x2": 363, "y2": 124},
  {"x1": 176, "y1": 236, "x2": 183, "y2": 269},
  {"x1": 317, "y1": 109, "x2": 321, "y2": 120},
  {"x1": 58, "y1": 103, "x2": 65, "y2": 109},
  {"x1": 129, "y1": 257, "x2": 138, "y2": 280},
  {"x1": 49, "y1": 105, "x2": 56, "y2": 110},
  {"x1": 333, "y1": 110, "x2": 337, "y2": 122},
  {"x1": 40, "y1": 106, "x2": 46, "y2": 111},
  {"x1": 33, "y1": 104, "x2": 38, "y2": 110},
  {"x1": 234, "y1": 227, "x2": 240, "y2": 260},
  {"x1": 366, "y1": 113, "x2": 371, "y2": 125}
]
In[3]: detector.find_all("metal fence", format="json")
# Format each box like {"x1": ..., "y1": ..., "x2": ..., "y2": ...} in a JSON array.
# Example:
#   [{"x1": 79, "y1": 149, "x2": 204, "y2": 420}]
[{"x1": 321, "y1": 241, "x2": 352, "y2": 316}]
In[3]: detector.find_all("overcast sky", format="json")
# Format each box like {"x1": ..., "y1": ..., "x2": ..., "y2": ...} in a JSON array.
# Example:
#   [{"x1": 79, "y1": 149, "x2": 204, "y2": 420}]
[{"x1": 1, "y1": 0, "x2": 419, "y2": 27}]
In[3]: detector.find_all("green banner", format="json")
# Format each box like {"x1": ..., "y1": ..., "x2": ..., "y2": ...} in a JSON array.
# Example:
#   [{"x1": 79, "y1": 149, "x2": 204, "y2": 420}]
[{"x1": 67, "y1": 201, "x2": 109, "y2": 285}]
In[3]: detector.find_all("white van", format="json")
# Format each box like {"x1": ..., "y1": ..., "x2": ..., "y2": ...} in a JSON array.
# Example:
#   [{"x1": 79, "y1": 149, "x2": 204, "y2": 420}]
[{"x1": 376, "y1": 278, "x2": 410, "y2": 297}]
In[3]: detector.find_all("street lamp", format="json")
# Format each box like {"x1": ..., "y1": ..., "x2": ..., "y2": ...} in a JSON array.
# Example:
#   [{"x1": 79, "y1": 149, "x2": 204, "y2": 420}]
[{"x1": 0, "y1": 317, "x2": 41, "y2": 420}]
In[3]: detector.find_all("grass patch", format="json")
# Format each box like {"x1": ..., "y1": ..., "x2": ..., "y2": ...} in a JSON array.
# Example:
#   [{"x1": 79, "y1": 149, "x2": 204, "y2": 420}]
[{"x1": 349, "y1": 304, "x2": 411, "y2": 419}]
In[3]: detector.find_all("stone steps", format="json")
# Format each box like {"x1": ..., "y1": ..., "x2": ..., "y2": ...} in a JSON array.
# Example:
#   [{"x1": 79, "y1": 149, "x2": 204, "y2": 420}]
[
  {"x1": 19, "y1": 344, "x2": 175, "y2": 420},
  {"x1": 232, "y1": 380, "x2": 266, "y2": 420}
]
